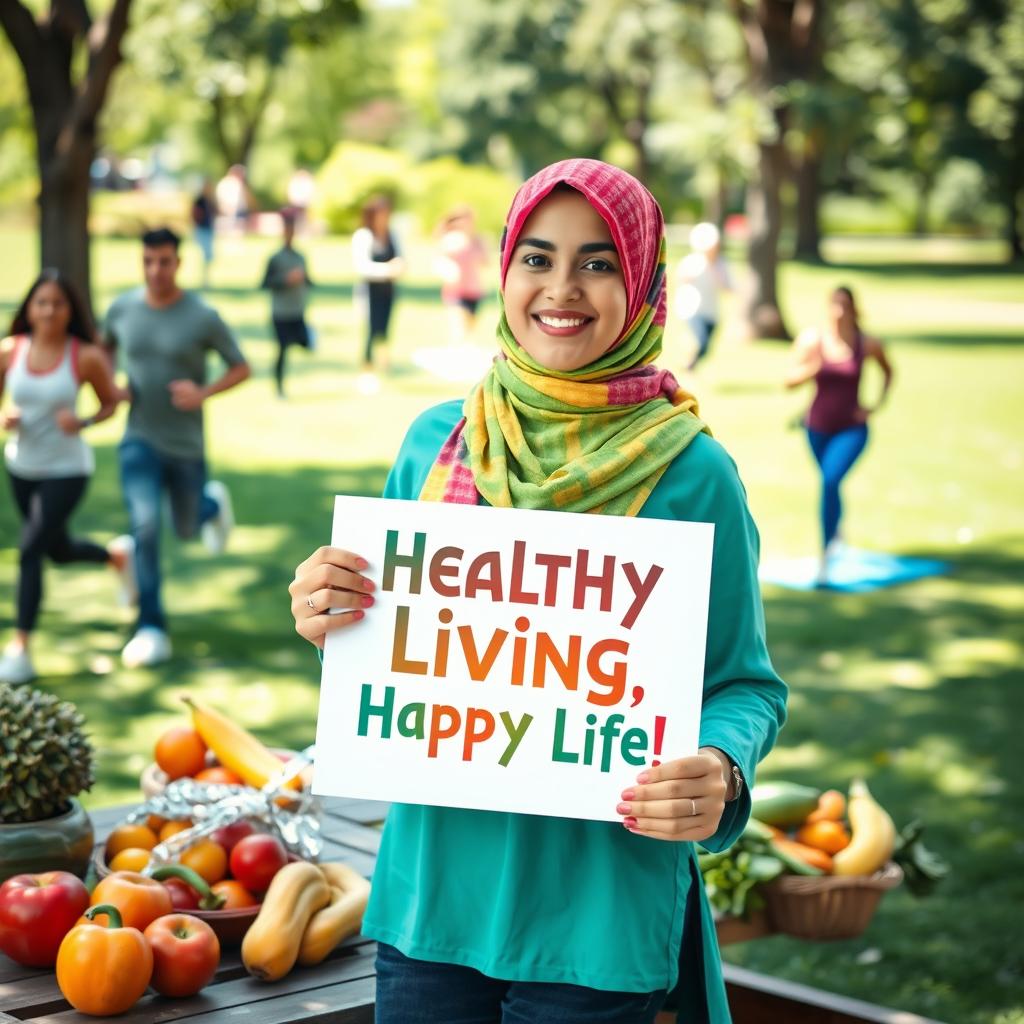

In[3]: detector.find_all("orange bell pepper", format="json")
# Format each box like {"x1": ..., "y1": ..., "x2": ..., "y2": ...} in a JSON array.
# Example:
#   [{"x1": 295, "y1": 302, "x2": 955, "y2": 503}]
[
  {"x1": 56, "y1": 904, "x2": 153, "y2": 1015},
  {"x1": 89, "y1": 871, "x2": 173, "y2": 931}
]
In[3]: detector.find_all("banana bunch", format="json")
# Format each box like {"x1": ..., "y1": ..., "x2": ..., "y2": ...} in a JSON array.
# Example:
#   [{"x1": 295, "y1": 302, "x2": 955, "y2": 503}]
[
  {"x1": 832, "y1": 778, "x2": 895, "y2": 876},
  {"x1": 182, "y1": 695, "x2": 302, "y2": 791}
]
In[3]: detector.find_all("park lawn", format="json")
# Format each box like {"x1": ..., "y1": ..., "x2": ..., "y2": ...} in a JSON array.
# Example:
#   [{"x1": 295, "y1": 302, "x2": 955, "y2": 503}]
[{"x1": 1, "y1": 228, "x2": 1022, "y2": 1024}]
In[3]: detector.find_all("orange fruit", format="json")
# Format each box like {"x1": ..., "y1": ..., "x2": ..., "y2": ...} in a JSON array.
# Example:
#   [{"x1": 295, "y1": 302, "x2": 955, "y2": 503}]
[
  {"x1": 155, "y1": 727, "x2": 208, "y2": 781},
  {"x1": 796, "y1": 818, "x2": 851, "y2": 855},
  {"x1": 806, "y1": 789, "x2": 846, "y2": 823},
  {"x1": 146, "y1": 814, "x2": 167, "y2": 832},
  {"x1": 211, "y1": 879, "x2": 259, "y2": 909},
  {"x1": 105, "y1": 823, "x2": 159, "y2": 859},
  {"x1": 181, "y1": 839, "x2": 228, "y2": 884},
  {"x1": 194, "y1": 766, "x2": 243, "y2": 786},
  {"x1": 109, "y1": 847, "x2": 152, "y2": 872},
  {"x1": 159, "y1": 819, "x2": 193, "y2": 842}
]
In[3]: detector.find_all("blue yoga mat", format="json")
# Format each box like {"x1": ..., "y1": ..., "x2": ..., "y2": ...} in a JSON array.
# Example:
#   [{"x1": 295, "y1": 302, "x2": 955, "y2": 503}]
[{"x1": 759, "y1": 547, "x2": 949, "y2": 593}]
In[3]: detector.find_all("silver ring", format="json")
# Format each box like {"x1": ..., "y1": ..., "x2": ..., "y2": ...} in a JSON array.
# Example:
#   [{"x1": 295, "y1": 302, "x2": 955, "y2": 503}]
[
  {"x1": 689, "y1": 798, "x2": 698, "y2": 817},
  {"x1": 306, "y1": 594, "x2": 317, "y2": 612}
]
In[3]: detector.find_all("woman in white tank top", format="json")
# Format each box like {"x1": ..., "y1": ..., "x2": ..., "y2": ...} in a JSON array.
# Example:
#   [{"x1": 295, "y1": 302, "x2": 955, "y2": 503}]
[{"x1": 0, "y1": 270, "x2": 132, "y2": 684}]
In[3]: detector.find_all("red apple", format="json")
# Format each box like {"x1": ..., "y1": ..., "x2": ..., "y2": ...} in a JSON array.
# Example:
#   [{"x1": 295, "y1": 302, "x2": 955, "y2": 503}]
[
  {"x1": 228, "y1": 834, "x2": 288, "y2": 893},
  {"x1": 209, "y1": 818, "x2": 257, "y2": 854},
  {"x1": 143, "y1": 914, "x2": 220, "y2": 997},
  {"x1": 162, "y1": 877, "x2": 200, "y2": 911},
  {"x1": 0, "y1": 871, "x2": 90, "y2": 967}
]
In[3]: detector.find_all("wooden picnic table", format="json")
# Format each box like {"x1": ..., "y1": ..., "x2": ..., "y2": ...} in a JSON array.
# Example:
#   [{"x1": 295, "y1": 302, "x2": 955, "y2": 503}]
[
  {"x1": 1, "y1": 800, "x2": 945, "y2": 1024},
  {"x1": 0, "y1": 797, "x2": 385, "y2": 1024}
]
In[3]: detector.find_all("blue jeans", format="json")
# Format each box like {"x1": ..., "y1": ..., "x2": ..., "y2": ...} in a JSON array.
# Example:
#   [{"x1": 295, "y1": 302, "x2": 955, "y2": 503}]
[
  {"x1": 687, "y1": 315, "x2": 717, "y2": 368},
  {"x1": 118, "y1": 438, "x2": 218, "y2": 630},
  {"x1": 806, "y1": 424, "x2": 869, "y2": 548},
  {"x1": 374, "y1": 943, "x2": 665, "y2": 1024}
]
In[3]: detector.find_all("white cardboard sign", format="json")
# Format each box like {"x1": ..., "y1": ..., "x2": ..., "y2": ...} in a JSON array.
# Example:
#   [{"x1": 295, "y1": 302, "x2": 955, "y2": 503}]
[{"x1": 313, "y1": 495, "x2": 714, "y2": 822}]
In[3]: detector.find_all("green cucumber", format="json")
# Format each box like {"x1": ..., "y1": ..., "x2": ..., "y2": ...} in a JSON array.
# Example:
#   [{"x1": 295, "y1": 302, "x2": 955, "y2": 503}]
[{"x1": 750, "y1": 781, "x2": 822, "y2": 827}]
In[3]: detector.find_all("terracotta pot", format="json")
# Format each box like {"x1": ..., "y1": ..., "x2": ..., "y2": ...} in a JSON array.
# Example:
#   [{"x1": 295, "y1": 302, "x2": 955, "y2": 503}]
[{"x1": 0, "y1": 798, "x2": 94, "y2": 883}]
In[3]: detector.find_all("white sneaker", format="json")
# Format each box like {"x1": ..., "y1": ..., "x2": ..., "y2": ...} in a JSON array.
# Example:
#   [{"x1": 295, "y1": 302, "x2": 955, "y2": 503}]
[
  {"x1": 201, "y1": 480, "x2": 234, "y2": 555},
  {"x1": 122, "y1": 627, "x2": 172, "y2": 668},
  {"x1": 0, "y1": 646, "x2": 35, "y2": 685},
  {"x1": 108, "y1": 534, "x2": 138, "y2": 606}
]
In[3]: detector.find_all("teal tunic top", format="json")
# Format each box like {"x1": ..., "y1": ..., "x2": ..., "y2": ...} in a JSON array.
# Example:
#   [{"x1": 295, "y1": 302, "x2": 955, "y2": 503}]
[{"x1": 359, "y1": 400, "x2": 787, "y2": 1022}]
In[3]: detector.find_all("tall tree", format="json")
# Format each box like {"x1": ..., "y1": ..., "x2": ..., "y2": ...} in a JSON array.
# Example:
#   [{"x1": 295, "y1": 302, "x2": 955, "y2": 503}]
[
  {"x1": 729, "y1": 0, "x2": 821, "y2": 340},
  {"x1": 0, "y1": 0, "x2": 134, "y2": 315},
  {"x1": 135, "y1": 0, "x2": 359, "y2": 174},
  {"x1": 566, "y1": 0, "x2": 689, "y2": 186},
  {"x1": 965, "y1": 1, "x2": 1024, "y2": 261}
]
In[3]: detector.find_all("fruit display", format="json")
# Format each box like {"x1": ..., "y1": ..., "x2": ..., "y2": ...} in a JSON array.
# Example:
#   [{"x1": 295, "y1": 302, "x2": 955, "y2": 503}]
[
  {"x1": 700, "y1": 777, "x2": 945, "y2": 940},
  {"x1": 0, "y1": 696, "x2": 365, "y2": 1013}
]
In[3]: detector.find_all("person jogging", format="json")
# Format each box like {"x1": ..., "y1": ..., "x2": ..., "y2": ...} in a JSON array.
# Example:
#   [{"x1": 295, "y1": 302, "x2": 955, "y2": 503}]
[{"x1": 103, "y1": 227, "x2": 251, "y2": 667}]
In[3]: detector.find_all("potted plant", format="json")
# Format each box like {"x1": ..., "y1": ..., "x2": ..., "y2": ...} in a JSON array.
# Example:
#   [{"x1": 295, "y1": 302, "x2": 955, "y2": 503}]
[{"x1": 0, "y1": 683, "x2": 96, "y2": 883}]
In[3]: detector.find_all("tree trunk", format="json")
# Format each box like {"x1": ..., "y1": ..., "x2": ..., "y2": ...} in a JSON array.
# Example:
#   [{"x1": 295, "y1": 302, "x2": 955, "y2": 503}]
[
  {"x1": 729, "y1": 0, "x2": 817, "y2": 341},
  {"x1": 743, "y1": 131, "x2": 791, "y2": 340},
  {"x1": 1008, "y1": 182, "x2": 1023, "y2": 262},
  {"x1": 36, "y1": 116, "x2": 94, "y2": 319},
  {"x1": 703, "y1": 163, "x2": 729, "y2": 226},
  {"x1": 913, "y1": 174, "x2": 930, "y2": 236},
  {"x1": 794, "y1": 144, "x2": 823, "y2": 262},
  {"x1": 1, "y1": 0, "x2": 134, "y2": 319}
]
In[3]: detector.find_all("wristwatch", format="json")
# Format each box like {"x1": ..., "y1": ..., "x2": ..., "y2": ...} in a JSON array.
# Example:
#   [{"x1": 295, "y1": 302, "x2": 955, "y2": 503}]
[{"x1": 727, "y1": 761, "x2": 744, "y2": 803}]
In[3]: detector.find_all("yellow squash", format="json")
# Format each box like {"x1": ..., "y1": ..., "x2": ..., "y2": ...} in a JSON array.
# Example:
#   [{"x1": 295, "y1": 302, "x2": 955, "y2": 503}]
[
  {"x1": 182, "y1": 696, "x2": 301, "y2": 790},
  {"x1": 241, "y1": 861, "x2": 331, "y2": 981},
  {"x1": 297, "y1": 863, "x2": 371, "y2": 966},
  {"x1": 832, "y1": 778, "x2": 896, "y2": 876}
]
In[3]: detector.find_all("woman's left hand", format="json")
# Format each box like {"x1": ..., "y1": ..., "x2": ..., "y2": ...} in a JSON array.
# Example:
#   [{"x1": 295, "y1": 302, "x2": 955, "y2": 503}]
[
  {"x1": 617, "y1": 747, "x2": 730, "y2": 842},
  {"x1": 55, "y1": 408, "x2": 81, "y2": 435}
]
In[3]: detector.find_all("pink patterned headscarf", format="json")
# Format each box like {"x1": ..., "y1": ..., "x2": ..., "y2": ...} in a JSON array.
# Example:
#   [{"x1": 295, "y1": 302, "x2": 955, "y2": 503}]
[{"x1": 499, "y1": 158, "x2": 667, "y2": 342}]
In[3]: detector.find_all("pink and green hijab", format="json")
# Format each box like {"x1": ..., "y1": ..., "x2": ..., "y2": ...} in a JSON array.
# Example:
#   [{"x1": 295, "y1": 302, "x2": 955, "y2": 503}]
[{"x1": 419, "y1": 158, "x2": 709, "y2": 517}]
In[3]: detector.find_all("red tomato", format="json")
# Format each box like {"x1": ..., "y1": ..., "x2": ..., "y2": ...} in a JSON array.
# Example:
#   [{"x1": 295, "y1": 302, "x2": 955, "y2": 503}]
[
  {"x1": 0, "y1": 871, "x2": 90, "y2": 967},
  {"x1": 228, "y1": 834, "x2": 288, "y2": 893},
  {"x1": 143, "y1": 914, "x2": 220, "y2": 997},
  {"x1": 162, "y1": 877, "x2": 200, "y2": 911},
  {"x1": 209, "y1": 818, "x2": 257, "y2": 853},
  {"x1": 210, "y1": 880, "x2": 258, "y2": 909}
]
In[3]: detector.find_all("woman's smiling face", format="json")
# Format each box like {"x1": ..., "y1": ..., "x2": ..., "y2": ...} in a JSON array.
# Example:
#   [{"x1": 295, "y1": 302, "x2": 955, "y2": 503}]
[{"x1": 503, "y1": 188, "x2": 628, "y2": 372}]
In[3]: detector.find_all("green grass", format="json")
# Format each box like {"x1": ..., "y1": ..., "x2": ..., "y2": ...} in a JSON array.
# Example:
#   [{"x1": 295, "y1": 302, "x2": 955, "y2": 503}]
[{"x1": 1, "y1": 228, "x2": 1022, "y2": 1023}]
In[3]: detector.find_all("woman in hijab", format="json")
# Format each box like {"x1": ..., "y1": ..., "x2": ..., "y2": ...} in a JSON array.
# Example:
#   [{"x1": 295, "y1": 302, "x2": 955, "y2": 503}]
[{"x1": 290, "y1": 160, "x2": 787, "y2": 1023}]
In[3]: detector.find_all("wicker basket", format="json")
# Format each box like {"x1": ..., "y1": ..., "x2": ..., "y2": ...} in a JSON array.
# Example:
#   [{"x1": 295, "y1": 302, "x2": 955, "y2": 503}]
[{"x1": 761, "y1": 862, "x2": 903, "y2": 940}]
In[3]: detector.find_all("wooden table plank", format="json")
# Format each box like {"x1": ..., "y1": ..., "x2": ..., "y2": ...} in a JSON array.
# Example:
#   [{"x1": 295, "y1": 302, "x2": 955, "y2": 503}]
[
  {"x1": 17, "y1": 947, "x2": 376, "y2": 1023},
  {"x1": 318, "y1": 799, "x2": 390, "y2": 827}
]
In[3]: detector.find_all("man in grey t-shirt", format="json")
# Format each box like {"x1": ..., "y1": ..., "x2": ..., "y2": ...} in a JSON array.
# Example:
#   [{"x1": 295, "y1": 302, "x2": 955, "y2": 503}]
[{"x1": 104, "y1": 227, "x2": 251, "y2": 668}]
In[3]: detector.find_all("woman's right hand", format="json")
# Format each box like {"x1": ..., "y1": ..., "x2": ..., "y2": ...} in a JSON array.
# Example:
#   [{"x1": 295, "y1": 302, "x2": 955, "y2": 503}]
[
  {"x1": 289, "y1": 546, "x2": 376, "y2": 650},
  {"x1": 1, "y1": 408, "x2": 21, "y2": 431}
]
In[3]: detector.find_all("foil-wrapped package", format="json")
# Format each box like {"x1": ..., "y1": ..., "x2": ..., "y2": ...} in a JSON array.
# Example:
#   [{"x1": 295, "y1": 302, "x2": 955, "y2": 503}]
[{"x1": 121, "y1": 748, "x2": 321, "y2": 869}]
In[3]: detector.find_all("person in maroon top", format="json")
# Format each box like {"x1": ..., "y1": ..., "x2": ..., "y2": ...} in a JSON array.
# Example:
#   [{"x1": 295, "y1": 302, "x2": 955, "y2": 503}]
[{"x1": 786, "y1": 286, "x2": 893, "y2": 583}]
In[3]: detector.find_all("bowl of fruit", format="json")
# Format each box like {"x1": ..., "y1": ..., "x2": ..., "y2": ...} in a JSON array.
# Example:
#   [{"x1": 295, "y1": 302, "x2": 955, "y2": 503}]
[
  {"x1": 94, "y1": 818, "x2": 299, "y2": 944},
  {"x1": 141, "y1": 696, "x2": 314, "y2": 798}
]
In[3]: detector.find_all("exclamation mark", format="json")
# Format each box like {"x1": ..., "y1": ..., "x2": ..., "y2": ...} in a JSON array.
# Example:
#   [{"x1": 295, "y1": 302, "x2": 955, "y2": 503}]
[{"x1": 651, "y1": 716, "x2": 666, "y2": 767}]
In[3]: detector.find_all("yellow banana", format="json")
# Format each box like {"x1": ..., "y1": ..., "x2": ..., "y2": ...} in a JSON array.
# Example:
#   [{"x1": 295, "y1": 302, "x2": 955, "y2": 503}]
[
  {"x1": 832, "y1": 778, "x2": 895, "y2": 876},
  {"x1": 182, "y1": 695, "x2": 301, "y2": 790}
]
